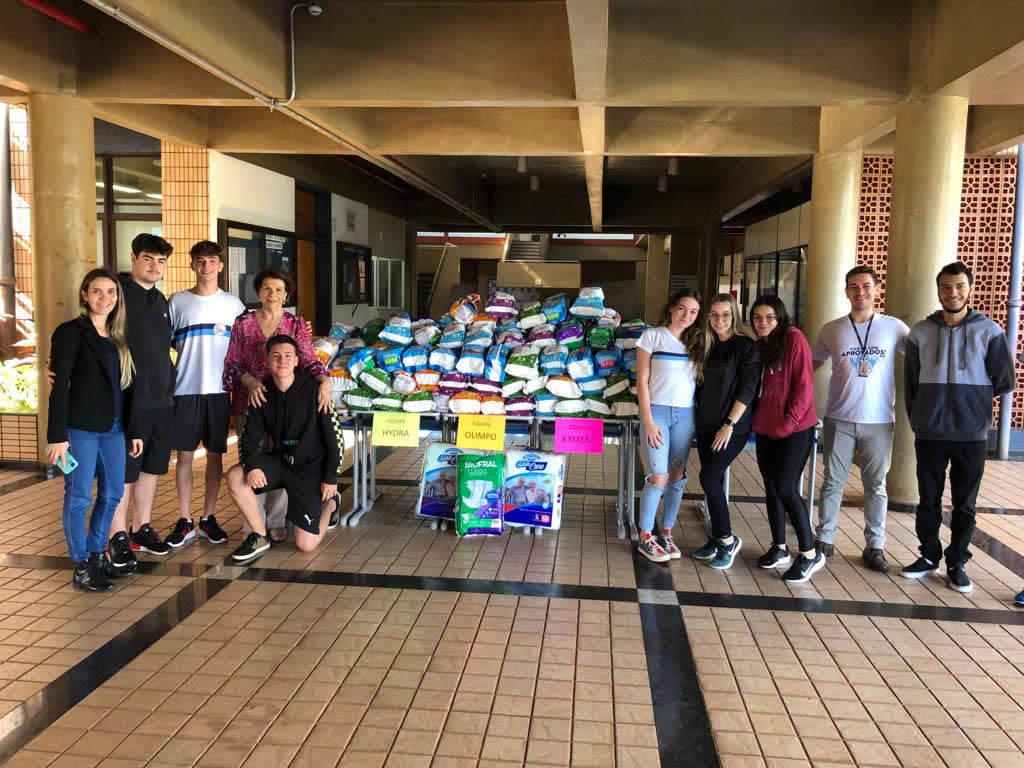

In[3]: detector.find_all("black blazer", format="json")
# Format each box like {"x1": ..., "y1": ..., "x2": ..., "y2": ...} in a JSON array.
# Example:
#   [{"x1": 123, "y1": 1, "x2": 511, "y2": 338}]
[{"x1": 47, "y1": 315, "x2": 129, "y2": 443}]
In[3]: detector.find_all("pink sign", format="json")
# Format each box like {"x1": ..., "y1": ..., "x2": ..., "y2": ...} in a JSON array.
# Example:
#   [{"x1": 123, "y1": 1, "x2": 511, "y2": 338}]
[{"x1": 554, "y1": 417, "x2": 604, "y2": 454}]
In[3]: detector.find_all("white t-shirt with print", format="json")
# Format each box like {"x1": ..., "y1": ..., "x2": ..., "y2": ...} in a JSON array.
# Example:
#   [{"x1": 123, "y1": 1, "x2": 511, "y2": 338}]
[
  {"x1": 637, "y1": 326, "x2": 697, "y2": 408},
  {"x1": 812, "y1": 313, "x2": 909, "y2": 423},
  {"x1": 168, "y1": 289, "x2": 246, "y2": 396}
]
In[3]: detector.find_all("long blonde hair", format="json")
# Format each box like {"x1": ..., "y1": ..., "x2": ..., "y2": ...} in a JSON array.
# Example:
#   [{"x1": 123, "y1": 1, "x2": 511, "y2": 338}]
[
  {"x1": 657, "y1": 288, "x2": 705, "y2": 384},
  {"x1": 706, "y1": 293, "x2": 755, "y2": 345},
  {"x1": 79, "y1": 269, "x2": 134, "y2": 390}
]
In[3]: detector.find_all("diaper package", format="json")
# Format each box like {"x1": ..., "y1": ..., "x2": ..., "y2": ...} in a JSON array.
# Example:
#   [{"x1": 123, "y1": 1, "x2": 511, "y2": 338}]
[
  {"x1": 450, "y1": 294, "x2": 481, "y2": 324},
  {"x1": 542, "y1": 293, "x2": 568, "y2": 324},
  {"x1": 480, "y1": 395, "x2": 505, "y2": 415},
  {"x1": 570, "y1": 287, "x2": 605, "y2": 318},
  {"x1": 418, "y1": 443, "x2": 483, "y2": 521},
  {"x1": 379, "y1": 313, "x2": 413, "y2": 346},
  {"x1": 577, "y1": 376, "x2": 607, "y2": 396},
  {"x1": 505, "y1": 395, "x2": 535, "y2": 415},
  {"x1": 403, "y1": 390, "x2": 435, "y2": 413},
  {"x1": 518, "y1": 301, "x2": 545, "y2": 329},
  {"x1": 456, "y1": 347, "x2": 485, "y2": 376},
  {"x1": 539, "y1": 344, "x2": 568, "y2": 375},
  {"x1": 402, "y1": 345, "x2": 430, "y2": 372},
  {"x1": 534, "y1": 391, "x2": 558, "y2": 414},
  {"x1": 502, "y1": 449, "x2": 565, "y2": 529},
  {"x1": 456, "y1": 453, "x2": 506, "y2": 536},
  {"x1": 594, "y1": 347, "x2": 622, "y2": 377},
  {"x1": 485, "y1": 291, "x2": 518, "y2": 318},
  {"x1": 391, "y1": 371, "x2": 417, "y2": 395},
  {"x1": 429, "y1": 346, "x2": 457, "y2": 372},
  {"x1": 501, "y1": 377, "x2": 526, "y2": 398},
  {"x1": 376, "y1": 347, "x2": 405, "y2": 374},
  {"x1": 439, "y1": 323, "x2": 466, "y2": 349}
]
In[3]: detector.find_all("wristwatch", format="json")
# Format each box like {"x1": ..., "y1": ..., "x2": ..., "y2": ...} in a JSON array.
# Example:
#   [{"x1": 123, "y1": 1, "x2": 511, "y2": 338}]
[{"x1": 723, "y1": 417, "x2": 735, "y2": 427}]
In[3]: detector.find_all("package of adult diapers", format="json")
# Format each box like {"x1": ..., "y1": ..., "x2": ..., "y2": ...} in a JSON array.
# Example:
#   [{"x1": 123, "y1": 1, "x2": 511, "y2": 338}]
[
  {"x1": 456, "y1": 453, "x2": 506, "y2": 536},
  {"x1": 503, "y1": 450, "x2": 565, "y2": 529},
  {"x1": 471, "y1": 377, "x2": 502, "y2": 396},
  {"x1": 496, "y1": 317, "x2": 519, "y2": 334},
  {"x1": 554, "y1": 398, "x2": 587, "y2": 415},
  {"x1": 570, "y1": 287, "x2": 605, "y2": 318},
  {"x1": 450, "y1": 294, "x2": 481, "y2": 324},
  {"x1": 480, "y1": 395, "x2": 505, "y2": 415},
  {"x1": 449, "y1": 390, "x2": 482, "y2": 414},
  {"x1": 418, "y1": 443, "x2": 483, "y2": 521},
  {"x1": 470, "y1": 313, "x2": 497, "y2": 331},
  {"x1": 391, "y1": 371, "x2": 417, "y2": 396},
  {"x1": 623, "y1": 349, "x2": 638, "y2": 379},
  {"x1": 414, "y1": 368, "x2": 441, "y2": 391},
  {"x1": 456, "y1": 347, "x2": 485, "y2": 376},
  {"x1": 505, "y1": 395, "x2": 535, "y2": 415},
  {"x1": 439, "y1": 371, "x2": 469, "y2": 394},
  {"x1": 344, "y1": 387, "x2": 376, "y2": 411},
  {"x1": 402, "y1": 345, "x2": 430, "y2": 372},
  {"x1": 604, "y1": 372, "x2": 630, "y2": 398},
  {"x1": 615, "y1": 320, "x2": 646, "y2": 350},
  {"x1": 587, "y1": 325, "x2": 614, "y2": 350},
  {"x1": 403, "y1": 390, "x2": 435, "y2": 413},
  {"x1": 577, "y1": 376, "x2": 607, "y2": 396},
  {"x1": 556, "y1": 320, "x2": 585, "y2": 351},
  {"x1": 484, "y1": 345, "x2": 508, "y2": 383},
  {"x1": 497, "y1": 329, "x2": 525, "y2": 350},
  {"x1": 534, "y1": 391, "x2": 558, "y2": 414},
  {"x1": 485, "y1": 291, "x2": 518, "y2": 318},
  {"x1": 523, "y1": 375, "x2": 549, "y2": 397},
  {"x1": 518, "y1": 301, "x2": 545, "y2": 329},
  {"x1": 429, "y1": 346, "x2": 457, "y2": 372},
  {"x1": 547, "y1": 374, "x2": 581, "y2": 399},
  {"x1": 594, "y1": 347, "x2": 622, "y2": 377},
  {"x1": 584, "y1": 397, "x2": 611, "y2": 417},
  {"x1": 526, "y1": 324, "x2": 556, "y2": 349},
  {"x1": 464, "y1": 324, "x2": 494, "y2": 349},
  {"x1": 413, "y1": 322, "x2": 441, "y2": 347},
  {"x1": 348, "y1": 347, "x2": 377, "y2": 379},
  {"x1": 313, "y1": 338, "x2": 340, "y2": 366},
  {"x1": 439, "y1": 323, "x2": 466, "y2": 349},
  {"x1": 599, "y1": 307, "x2": 621, "y2": 329},
  {"x1": 502, "y1": 377, "x2": 526, "y2": 398},
  {"x1": 566, "y1": 348, "x2": 595, "y2": 380},
  {"x1": 610, "y1": 393, "x2": 640, "y2": 417},
  {"x1": 360, "y1": 367, "x2": 392, "y2": 394},
  {"x1": 342, "y1": 337, "x2": 366, "y2": 350},
  {"x1": 376, "y1": 346, "x2": 405, "y2": 374},
  {"x1": 542, "y1": 293, "x2": 568, "y2": 325},
  {"x1": 379, "y1": 313, "x2": 413, "y2": 346},
  {"x1": 328, "y1": 322, "x2": 357, "y2": 341},
  {"x1": 506, "y1": 345, "x2": 540, "y2": 379},
  {"x1": 539, "y1": 344, "x2": 568, "y2": 375},
  {"x1": 362, "y1": 317, "x2": 386, "y2": 346},
  {"x1": 373, "y1": 393, "x2": 404, "y2": 411}
]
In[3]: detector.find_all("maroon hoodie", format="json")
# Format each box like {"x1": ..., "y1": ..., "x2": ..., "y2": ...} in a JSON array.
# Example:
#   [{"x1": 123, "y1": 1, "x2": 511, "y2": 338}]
[{"x1": 752, "y1": 326, "x2": 817, "y2": 439}]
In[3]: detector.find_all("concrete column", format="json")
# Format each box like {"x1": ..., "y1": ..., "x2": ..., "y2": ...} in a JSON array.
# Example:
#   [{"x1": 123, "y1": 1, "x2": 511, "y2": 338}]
[
  {"x1": 804, "y1": 149, "x2": 863, "y2": 414},
  {"x1": 885, "y1": 94, "x2": 969, "y2": 504},
  {"x1": 28, "y1": 93, "x2": 96, "y2": 461},
  {"x1": 644, "y1": 234, "x2": 668, "y2": 323}
]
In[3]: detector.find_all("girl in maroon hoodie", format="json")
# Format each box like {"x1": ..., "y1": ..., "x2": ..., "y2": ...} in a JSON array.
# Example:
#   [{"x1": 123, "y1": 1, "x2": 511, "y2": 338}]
[{"x1": 750, "y1": 296, "x2": 822, "y2": 584}]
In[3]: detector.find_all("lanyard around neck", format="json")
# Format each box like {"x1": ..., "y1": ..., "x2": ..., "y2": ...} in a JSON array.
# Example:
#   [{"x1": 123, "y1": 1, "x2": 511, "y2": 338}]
[{"x1": 849, "y1": 314, "x2": 874, "y2": 356}]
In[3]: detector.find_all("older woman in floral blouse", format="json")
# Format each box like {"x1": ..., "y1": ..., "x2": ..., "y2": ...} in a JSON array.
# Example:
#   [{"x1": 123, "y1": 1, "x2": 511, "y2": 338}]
[{"x1": 223, "y1": 266, "x2": 330, "y2": 539}]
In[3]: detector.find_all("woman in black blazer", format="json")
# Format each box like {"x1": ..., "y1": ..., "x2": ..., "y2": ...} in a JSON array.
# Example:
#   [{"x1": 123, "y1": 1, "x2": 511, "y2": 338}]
[{"x1": 47, "y1": 268, "x2": 141, "y2": 591}]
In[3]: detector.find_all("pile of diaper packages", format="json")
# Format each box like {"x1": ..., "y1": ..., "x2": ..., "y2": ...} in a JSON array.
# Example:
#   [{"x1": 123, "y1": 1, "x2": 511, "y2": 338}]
[
  {"x1": 319, "y1": 288, "x2": 643, "y2": 418},
  {"x1": 418, "y1": 442, "x2": 566, "y2": 536}
]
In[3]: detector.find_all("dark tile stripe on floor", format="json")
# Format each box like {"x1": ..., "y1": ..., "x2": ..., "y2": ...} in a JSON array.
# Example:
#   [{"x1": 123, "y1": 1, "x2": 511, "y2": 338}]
[
  {"x1": 633, "y1": 551, "x2": 720, "y2": 768},
  {"x1": 0, "y1": 576, "x2": 232, "y2": 763}
]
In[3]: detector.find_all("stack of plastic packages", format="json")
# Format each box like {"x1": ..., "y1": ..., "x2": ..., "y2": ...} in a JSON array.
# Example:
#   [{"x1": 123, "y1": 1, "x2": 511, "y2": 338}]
[{"x1": 314, "y1": 288, "x2": 644, "y2": 419}]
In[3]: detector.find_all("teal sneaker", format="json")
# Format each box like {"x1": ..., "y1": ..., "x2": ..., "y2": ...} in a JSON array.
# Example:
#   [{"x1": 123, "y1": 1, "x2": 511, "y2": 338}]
[
  {"x1": 692, "y1": 538, "x2": 717, "y2": 560},
  {"x1": 709, "y1": 537, "x2": 742, "y2": 570}
]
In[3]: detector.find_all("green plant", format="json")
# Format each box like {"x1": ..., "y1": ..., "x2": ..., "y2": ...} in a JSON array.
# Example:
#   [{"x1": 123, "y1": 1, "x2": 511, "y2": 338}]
[{"x1": 0, "y1": 359, "x2": 37, "y2": 414}]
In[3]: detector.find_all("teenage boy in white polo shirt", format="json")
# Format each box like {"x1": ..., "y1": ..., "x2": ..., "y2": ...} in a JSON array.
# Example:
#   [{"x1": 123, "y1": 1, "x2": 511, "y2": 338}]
[
  {"x1": 165, "y1": 241, "x2": 245, "y2": 548},
  {"x1": 811, "y1": 266, "x2": 909, "y2": 573}
]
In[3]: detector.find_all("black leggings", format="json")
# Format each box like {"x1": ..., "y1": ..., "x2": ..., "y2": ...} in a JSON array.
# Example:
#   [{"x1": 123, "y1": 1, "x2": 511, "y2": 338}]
[
  {"x1": 697, "y1": 428, "x2": 750, "y2": 540},
  {"x1": 755, "y1": 427, "x2": 814, "y2": 552}
]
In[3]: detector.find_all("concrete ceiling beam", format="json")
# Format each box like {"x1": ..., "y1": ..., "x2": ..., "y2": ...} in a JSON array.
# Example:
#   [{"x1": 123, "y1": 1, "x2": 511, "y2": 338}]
[
  {"x1": 714, "y1": 156, "x2": 813, "y2": 222},
  {"x1": 912, "y1": 0, "x2": 1024, "y2": 99},
  {"x1": 966, "y1": 105, "x2": 1024, "y2": 154},
  {"x1": 607, "y1": 0, "x2": 908, "y2": 105},
  {"x1": 818, "y1": 105, "x2": 896, "y2": 154},
  {"x1": 605, "y1": 107, "x2": 820, "y2": 156},
  {"x1": 371, "y1": 108, "x2": 583, "y2": 155},
  {"x1": 295, "y1": 2, "x2": 575, "y2": 106},
  {"x1": 207, "y1": 108, "x2": 349, "y2": 154},
  {"x1": 566, "y1": 0, "x2": 608, "y2": 232},
  {"x1": 91, "y1": 102, "x2": 208, "y2": 147}
]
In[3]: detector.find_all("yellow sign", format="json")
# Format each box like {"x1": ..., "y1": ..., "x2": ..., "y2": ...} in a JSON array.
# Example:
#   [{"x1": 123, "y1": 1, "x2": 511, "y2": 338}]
[
  {"x1": 456, "y1": 414, "x2": 506, "y2": 451},
  {"x1": 371, "y1": 412, "x2": 420, "y2": 447}
]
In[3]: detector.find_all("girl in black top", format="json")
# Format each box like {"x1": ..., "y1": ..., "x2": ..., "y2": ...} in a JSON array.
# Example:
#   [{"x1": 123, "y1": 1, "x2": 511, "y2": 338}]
[
  {"x1": 47, "y1": 269, "x2": 141, "y2": 591},
  {"x1": 693, "y1": 293, "x2": 762, "y2": 570}
]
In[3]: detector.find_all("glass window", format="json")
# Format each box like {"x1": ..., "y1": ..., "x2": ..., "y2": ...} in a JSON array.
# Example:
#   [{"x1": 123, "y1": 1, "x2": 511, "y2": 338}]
[
  {"x1": 114, "y1": 221, "x2": 163, "y2": 274},
  {"x1": 95, "y1": 158, "x2": 105, "y2": 214},
  {"x1": 111, "y1": 157, "x2": 162, "y2": 214},
  {"x1": 337, "y1": 242, "x2": 371, "y2": 304},
  {"x1": 225, "y1": 225, "x2": 297, "y2": 309},
  {"x1": 389, "y1": 259, "x2": 404, "y2": 308}
]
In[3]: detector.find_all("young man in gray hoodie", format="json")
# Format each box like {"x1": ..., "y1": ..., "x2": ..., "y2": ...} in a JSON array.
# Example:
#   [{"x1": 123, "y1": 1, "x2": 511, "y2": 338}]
[{"x1": 901, "y1": 262, "x2": 1015, "y2": 593}]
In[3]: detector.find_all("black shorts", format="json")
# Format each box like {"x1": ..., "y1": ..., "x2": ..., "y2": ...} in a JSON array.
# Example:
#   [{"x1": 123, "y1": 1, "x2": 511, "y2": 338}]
[
  {"x1": 125, "y1": 406, "x2": 173, "y2": 483},
  {"x1": 171, "y1": 394, "x2": 231, "y2": 453},
  {"x1": 252, "y1": 456, "x2": 325, "y2": 535}
]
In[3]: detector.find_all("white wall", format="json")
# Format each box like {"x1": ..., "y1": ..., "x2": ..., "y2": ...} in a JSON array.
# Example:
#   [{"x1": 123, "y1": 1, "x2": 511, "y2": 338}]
[
  {"x1": 209, "y1": 151, "x2": 295, "y2": 237},
  {"x1": 331, "y1": 193, "x2": 373, "y2": 326}
]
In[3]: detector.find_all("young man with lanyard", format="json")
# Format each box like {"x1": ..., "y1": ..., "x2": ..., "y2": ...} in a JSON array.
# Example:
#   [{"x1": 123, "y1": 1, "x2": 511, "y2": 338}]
[
  {"x1": 226, "y1": 335, "x2": 342, "y2": 562},
  {"x1": 110, "y1": 233, "x2": 177, "y2": 567},
  {"x1": 902, "y1": 261, "x2": 1014, "y2": 593},
  {"x1": 811, "y1": 266, "x2": 909, "y2": 573},
  {"x1": 164, "y1": 241, "x2": 245, "y2": 548}
]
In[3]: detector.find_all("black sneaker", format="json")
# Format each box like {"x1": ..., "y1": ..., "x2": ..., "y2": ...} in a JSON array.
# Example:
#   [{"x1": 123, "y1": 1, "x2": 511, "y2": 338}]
[
  {"x1": 108, "y1": 531, "x2": 138, "y2": 573},
  {"x1": 198, "y1": 515, "x2": 228, "y2": 544},
  {"x1": 231, "y1": 532, "x2": 270, "y2": 562},
  {"x1": 757, "y1": 545, "x2": 792, "y2": 569},
  {"x1": 73, "y1": 555, "x2": 114, "y2": 592},
  {"x1": 900, "y1": 556, "x2": 939, "y2": 579},
  {"x1": 947, "y1": 565, "x2": 973, "y2": 593},
  {"x1": 326, "y1": 494, "x2": 342, "y2": 530},
  {"x1": 129, "y1": 524, "x2": 170, "y2": 556},
  {"x1": 166, "y1": 518, "x2": 196, "y2": 549},
  {"x1": 814, "y1": 540, "x2": 834, "y2": 559},
  {"x1": 783, "y1": 552, "x2": 826, "y2": 584},
  {"x1": 96, "y1": 552, "x2": 129, "y2": 580}
]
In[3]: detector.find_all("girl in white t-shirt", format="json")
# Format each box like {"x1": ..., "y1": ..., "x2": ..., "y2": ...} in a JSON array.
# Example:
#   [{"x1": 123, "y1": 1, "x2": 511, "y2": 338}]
[{"x1": 635, "y1": 289, "x2": 703, "y2": 563}]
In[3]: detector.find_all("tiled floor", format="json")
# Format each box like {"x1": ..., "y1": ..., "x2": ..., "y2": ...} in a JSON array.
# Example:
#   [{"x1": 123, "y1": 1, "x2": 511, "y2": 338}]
[{"x1": 0, "y1": 432, "x2": 1021, "y2": 767}]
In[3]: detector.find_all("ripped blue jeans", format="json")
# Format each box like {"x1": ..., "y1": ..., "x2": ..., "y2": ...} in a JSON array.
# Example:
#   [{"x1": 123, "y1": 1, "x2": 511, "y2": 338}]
[{"x1": 638, "y1": 405, "x2": 694, "y2": 533}]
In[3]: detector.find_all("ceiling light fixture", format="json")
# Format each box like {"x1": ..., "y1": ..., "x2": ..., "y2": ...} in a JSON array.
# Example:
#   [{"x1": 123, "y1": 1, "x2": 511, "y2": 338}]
[
  {"x1": 667, "y1": 157, "x2": 678, "y2": 176},
  {"x1": 657, "y1": 175, "x2": 667, "y2": 193},
  {"x1": 111, "y1": 183, "x2": 141, "y2": 194},
  {"x1": 517, "y1": 156, "x2": 527, "y2": 174},
  {"x1": 145, "y1": 193, "x2": 162, "y2": 200},
  {"x1": 530, "y1": 175, "x2": 539, "y2": 192}
]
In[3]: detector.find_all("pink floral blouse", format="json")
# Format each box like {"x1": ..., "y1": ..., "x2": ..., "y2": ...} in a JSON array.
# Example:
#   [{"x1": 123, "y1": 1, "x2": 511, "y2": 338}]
[{"x1": 222, "y1": 310, "x2": 328, "y2": 415}]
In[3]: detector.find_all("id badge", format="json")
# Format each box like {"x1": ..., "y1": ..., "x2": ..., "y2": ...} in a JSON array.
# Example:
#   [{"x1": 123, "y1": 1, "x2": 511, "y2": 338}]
[{"x1": 857, "y1": 358, "x2": 871, "y2": 377}]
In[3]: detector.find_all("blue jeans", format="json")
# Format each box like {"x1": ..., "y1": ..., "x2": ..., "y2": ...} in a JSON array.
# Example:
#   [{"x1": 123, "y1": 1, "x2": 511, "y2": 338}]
[
  {"x1": 64, "y1": 419, "x2": 126, "y2": 563},
  {"x1": 638, "y1": 405, "x2": 694, "y2": 533}
]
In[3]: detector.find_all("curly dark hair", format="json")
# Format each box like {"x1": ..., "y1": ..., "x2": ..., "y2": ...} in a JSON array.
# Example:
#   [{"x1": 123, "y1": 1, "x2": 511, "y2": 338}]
[
  {"x1": 751, "y1": 294, "x2": 791, "y2": 370},
  {"x1": 253, "y1": 266, "x2": 295, "y2": 296}
]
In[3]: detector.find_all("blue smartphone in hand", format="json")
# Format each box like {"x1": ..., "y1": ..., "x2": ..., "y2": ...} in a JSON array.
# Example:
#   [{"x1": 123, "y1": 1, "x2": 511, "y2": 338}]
[{"x1": 56, "y1": 453, "x2": 78, "y2": 474}]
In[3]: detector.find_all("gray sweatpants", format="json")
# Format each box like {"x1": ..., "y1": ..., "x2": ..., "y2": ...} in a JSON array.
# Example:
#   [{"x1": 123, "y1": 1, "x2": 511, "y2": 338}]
[{"x1": 815, "y1": 417, "x2": 893, "y2": 550}]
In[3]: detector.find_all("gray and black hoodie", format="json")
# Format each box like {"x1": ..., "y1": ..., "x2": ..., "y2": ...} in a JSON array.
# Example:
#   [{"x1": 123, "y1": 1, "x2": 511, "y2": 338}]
[{"x1": 905, "y1": 309, "x2": 1015, "y2": 442}]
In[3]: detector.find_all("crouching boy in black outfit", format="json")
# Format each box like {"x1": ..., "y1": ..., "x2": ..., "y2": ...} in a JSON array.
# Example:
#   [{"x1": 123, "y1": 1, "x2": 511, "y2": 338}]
[{"x1": 227, "y1": 334, "x2": 343, "y2": 561}]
